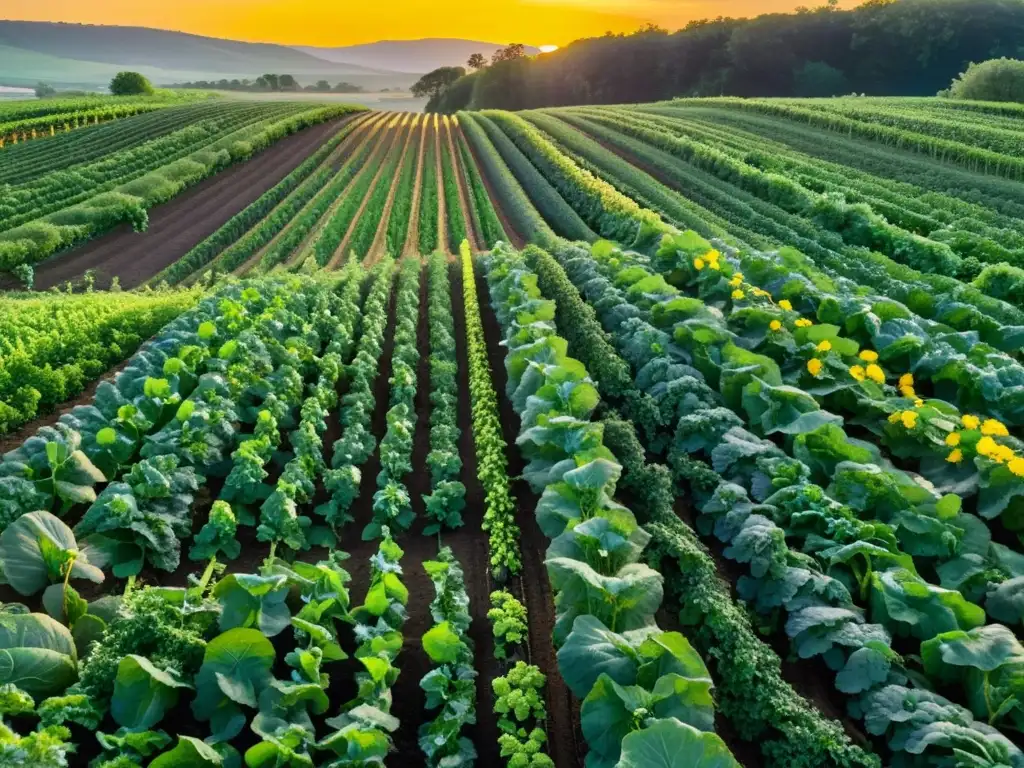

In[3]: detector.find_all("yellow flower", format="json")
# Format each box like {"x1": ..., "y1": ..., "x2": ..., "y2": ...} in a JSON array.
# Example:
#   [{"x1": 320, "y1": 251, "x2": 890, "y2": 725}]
[
  {"x1": 888, "y1": 412, "x2": 902, "y2": 424},
  {"x1": 900, "y1": 386, "x2": 916, "y2": 399},
  {"x1": 807, "y1": 358, "x2": 823, "y2": 377},
  {"x1": 769, "y1": 320, "x2": 782, "y2": 331},
  {"x1": 709, "y1": 261, "x2": 721, "y2": 271},
  {"x1": 899, "y1": 373, "x2": 914, "y2": 389},
  {"x1": 946, "y1": 432, "x2": 961, "y2": 447},
  {"x1": 817, "y1": 340, "x2": 832, "y2": 353},
  {"x1": 693, "y1": 258, "x2": 705, "y2": 271},
  {"x1": 947, "y1": 449, "x2": 964, "y2": 464},
  {"x1": 795, "y1": 318, "x2": 813, "y2": 328},
  {"x1": 706, "y1": 249, "x2": 721, "y2": 263},
  {"x1": 914, "y1": 399, "x2": 924, "y2": 408},
  {"x1": 866, "y1": 364, "x2": 886, "y2": 385},
  {"x1": 994, "y1": 445, "x2": 1016, "y2": 464},
  {"x1": 901, "y1": 411, "x2": 918, "y2": 429},
  {"x1": 962, "y1": 414, "x2": 980, "y2": 430},
  {"x1": 849, "y1": 365, "x2": 866, "y2": 382},
  {"x1": 859, "y1": 350, "x2": 879, "y2": 363},
  {"x1": 982, "y1": 419, "x2": 1009, "y2": 437},
  {"x1": 753, "y1": 288, "x2": 770, "y2": 298},
  {"x1": 729, "y1": 277, "x2": 742, "y2": 288},
  {"x1": 977, "y1": 436, "x2": 999, "y2": 458},
  {"x1": 1010, "y1": 457, "x2": 1024, "y2": 477},
  {"x1": 732, "y1": 290, "x2": 745, "y2": 300},
  {"x1": 779, "y1": 300, "x2": 793, "y2": 312},
  {"x1": 732, "y1": 272, "x2": 744, "y2": 282}
]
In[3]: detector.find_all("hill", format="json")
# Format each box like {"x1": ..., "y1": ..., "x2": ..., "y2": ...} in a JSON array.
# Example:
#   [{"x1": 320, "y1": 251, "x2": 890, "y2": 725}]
[
  {"x1": 294, "y1": 39, "x2": 541, "y2": 74},
  {"x1": 0, "y1": 21, "x2": 417, "y2": 89}
]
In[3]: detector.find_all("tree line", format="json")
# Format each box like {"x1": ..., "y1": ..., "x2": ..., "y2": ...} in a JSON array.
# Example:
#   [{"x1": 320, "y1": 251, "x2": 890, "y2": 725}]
[
  {"x1": 171, "y1": 75, "x2": 365, "y2": 93},
  {"x1": 425, "y1": 0, "x2": 1024, "y2": 111}
]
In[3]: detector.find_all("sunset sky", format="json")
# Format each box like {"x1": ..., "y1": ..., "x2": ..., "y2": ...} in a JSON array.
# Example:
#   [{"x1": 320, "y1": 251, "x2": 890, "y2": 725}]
[{"x1": 5, "y1": 0, "x2": 866, "y2": 47}]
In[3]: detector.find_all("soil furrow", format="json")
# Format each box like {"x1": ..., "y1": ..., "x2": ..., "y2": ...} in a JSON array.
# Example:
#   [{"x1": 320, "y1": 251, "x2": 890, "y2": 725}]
[
  {"x1": 327, "y1": 117, "x2": 408, "y2": 269},
  {"x1": 403, "y1": 117, "x2": 429, "y2": 257},
  {"x1": 365, "y1": 119, "x2": 417, "y2": 265},
  {"x1": 31, "y1": 114, "x2": 359, "y2": 290},
  {"x1": 460, "y1": 125, "x2": 527, "y2": 248},
  {"x1": 447, "y1": 119, "x2": 484, "y2": 252}
]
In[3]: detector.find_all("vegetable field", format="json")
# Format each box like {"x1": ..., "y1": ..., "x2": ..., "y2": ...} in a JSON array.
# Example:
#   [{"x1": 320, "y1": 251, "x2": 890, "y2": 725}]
[{"x1": 3, "y1": 95, "x2": 1024, "y2": 768}]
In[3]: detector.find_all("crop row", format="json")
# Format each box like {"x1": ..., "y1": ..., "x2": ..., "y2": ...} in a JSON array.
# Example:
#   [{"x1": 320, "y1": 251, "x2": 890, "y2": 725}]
[
  {"x1": 150, "y1": 113, "x2": 375, "y2": 285},
  {"x1": 0, "y1": 104, "x2": 364, "y2": 281},
  {"x1": 542, "y1": 232, "x2": 1024, "y2": 765},
  {"x1": 0, "y1": 286, "x2": 201, "y2": 436},
  {"x1": 476, "y1": 240, "x2": 743, "y2": 767}
]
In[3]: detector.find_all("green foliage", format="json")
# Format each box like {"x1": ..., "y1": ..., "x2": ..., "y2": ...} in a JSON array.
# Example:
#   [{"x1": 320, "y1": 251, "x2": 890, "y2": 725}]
[
  {"x1": 109, "y1": 72, "x2": 155, "y2": 97},
  {"x1": 487, "y1": 590, "x2": 528, "y2": 660},
  {"x1": 946, "y1": 58, "x2": 1024, "y2": 103}
]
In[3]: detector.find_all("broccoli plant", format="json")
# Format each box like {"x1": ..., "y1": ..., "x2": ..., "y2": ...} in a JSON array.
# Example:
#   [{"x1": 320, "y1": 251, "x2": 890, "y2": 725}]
[
  {"x1": 189, "y1": 501, "x2": 241, "y2": 562},
  {"x1": 488, "y1": 590, "x2": 528, "y2": 660}
]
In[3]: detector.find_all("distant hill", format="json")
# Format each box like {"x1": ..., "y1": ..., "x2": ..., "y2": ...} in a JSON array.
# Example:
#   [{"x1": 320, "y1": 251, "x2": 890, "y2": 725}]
[
  {"x1": 294, "y1": 39, "x2": 542, "y2": 74},
  {"x1": 0, "y1": 21, "x2": 417, "y2": 89}
]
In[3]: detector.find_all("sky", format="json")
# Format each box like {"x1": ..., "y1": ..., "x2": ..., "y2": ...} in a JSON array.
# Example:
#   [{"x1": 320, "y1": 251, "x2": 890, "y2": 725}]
[{"x1": 4, "y1": 0, "x2": 865, "y2": 47}]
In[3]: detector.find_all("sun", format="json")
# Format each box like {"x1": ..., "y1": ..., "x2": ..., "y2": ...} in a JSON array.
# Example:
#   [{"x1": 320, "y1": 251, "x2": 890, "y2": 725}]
[{"x1": 539, "y1": 45, "x2": 560, "y2": 53}]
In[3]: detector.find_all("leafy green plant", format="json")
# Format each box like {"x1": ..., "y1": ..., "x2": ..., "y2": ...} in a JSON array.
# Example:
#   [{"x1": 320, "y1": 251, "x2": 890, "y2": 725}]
[
  {"x1": 488, "y1": 590, "x2": 528, "y2": 660},
  {"x1": 189, "y1": 501, "x2": 241, "y2": 562}
]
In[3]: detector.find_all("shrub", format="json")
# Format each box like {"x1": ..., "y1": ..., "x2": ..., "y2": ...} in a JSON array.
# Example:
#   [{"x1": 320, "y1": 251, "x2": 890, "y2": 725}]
[{"x1": 945, "y1": 58, "x2": 1024, "y2": 103}]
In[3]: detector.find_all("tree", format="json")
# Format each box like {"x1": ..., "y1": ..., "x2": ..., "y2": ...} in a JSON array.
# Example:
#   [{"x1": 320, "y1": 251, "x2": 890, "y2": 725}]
[
  {"x1": 34, "y1": 82, "x2": 56, "y2": 98},
  {"x1": 110, "y1": 71, "x2": 154, "y2": 96},
  {"x1": 491, "y1": 43, "x2": 526, "y2": 65},
  {"x1": 411, "y1": 66, "x2": 467, "y2": 99},
  {"x1": 259, "y1": 73, "x2": 280, "y2": 91},
  {"x1": 313, "y1": 80, "x2": 331, "y2": 91},
  {"x1": 793, "y1": 61, "x2": 849, "y2": 96},
  {"x1": 278, "y1": 74, "x2": 299, "y2": 90},
  {"x1": 467, "y1": 53, "x2": 487, "y2": 70},
  {"x1": 945, "y1": 58, "x2": 1024, "y2": 103}
]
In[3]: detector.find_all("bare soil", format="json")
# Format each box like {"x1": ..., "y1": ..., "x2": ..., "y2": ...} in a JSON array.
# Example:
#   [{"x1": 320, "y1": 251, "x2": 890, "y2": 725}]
[
  {"x1": 402, "y1": 117, "x2": 428, "y2": 257},
  {"x1": 365, "y1": 120, "x2": 417, "y2": 265},
  {"x1": 473, "y1": 257, "x2": 584, "y2": 767},
  {"x1": 30, "y1": 115, "x2": 358, "y2": 291},
  {"x1": 445, "y1": 119, "x2": 482, "y2": 253}
]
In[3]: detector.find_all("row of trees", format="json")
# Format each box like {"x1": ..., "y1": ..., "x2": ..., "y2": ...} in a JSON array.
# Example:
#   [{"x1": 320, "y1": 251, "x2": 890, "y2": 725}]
[
  {"x1": 426, "y1": 0, "x2": 1024, "y2": 111},
  {"x1": 171, "y1": 75, "x2": 364, "y2": 93}
]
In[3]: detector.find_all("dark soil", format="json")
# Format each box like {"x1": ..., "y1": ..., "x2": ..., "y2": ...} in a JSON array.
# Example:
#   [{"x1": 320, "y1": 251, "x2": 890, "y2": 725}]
[
  {"x1": 473, "y1": 258, "x2": 584, "y2": 767},
  {"x1": 31, "y1": 115, "x2": 359, "y2": 291}
]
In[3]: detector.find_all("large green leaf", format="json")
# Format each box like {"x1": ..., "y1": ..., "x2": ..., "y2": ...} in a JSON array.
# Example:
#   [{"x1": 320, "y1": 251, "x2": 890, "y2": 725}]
[
  {"x1": 213, "y1": 573, "x2": 291, "y2": 637},
  {"x1": 422, "y1": 621, "x2": 464, "y2": 664},
  {"x1": 614, "y1": 718, "x2": 740, "y2": 768},
  {"x1": 0, "y1": 611, "x2": 77, "y2": 698},
  {"x1": 111, "y1": 654, "x2": 194, "y2": 730},
  {"x1": 150, "y1": 735, "x2": 240, "y2": 768},
  {"x1": 0, "y1": 511, "x2": 104, "y2": 596},
  {"x1": 193, "y1": 628, "x2": 275, "y2": 743},
  {"x1": 546, "y1": 559, "x2": 662, "y2": 645}
]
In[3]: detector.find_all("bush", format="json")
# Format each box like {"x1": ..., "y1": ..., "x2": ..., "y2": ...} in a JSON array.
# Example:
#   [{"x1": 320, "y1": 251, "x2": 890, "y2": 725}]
[
  {"x1": 945, "y1": 58, "x2": 1024, "y2": 103},
  {"x1": 973, "y1": 263, "x2": 1024, "y2": 303},
  {"x1": 110, "y1": 71, "x2": 154, "y2": 96}
]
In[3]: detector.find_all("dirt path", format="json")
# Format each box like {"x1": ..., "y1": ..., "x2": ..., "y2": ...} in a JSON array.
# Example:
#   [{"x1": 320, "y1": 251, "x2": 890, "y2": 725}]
[
  {"x1": 444, "y1": 118, "x2": 482, "y2": 253},
  {"x1": 447, "y1": 119, "x2": 484, "y2": 252},
  {"x1": 223, "y1": 112, "x2": 385, "y2": 278},
  {"x1": 402, "y1": 117, "x2": 428, "y2": 257},
  {"x1": 327, "y1": 117, "x2": 408, "y2": 270},
  {"x1": 435, "y1": 118, "x2": 449, "y2": 256},
  {"x1": 460, "y1": 125, "x2": 526, "y2": 248},
  {"x1": 473, "y1": 257, "x2": 583, "y2": 767},
  {"x1": 30, "y1": 115, "x2": 359, "y2": 290},
  {"x1": 364, "y1": 118, "x2": 418, "y2": 266}
]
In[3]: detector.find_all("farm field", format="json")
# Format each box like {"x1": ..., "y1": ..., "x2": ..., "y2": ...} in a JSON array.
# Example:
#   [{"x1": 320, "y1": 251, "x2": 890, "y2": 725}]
[{"x1": 3, "y1": 95, "x2": 1024, "y2": 768}]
